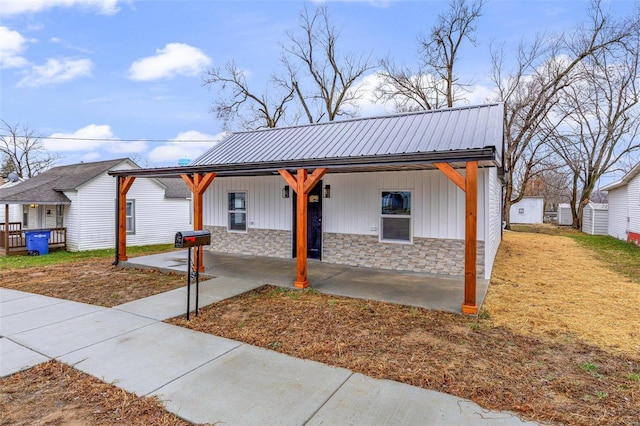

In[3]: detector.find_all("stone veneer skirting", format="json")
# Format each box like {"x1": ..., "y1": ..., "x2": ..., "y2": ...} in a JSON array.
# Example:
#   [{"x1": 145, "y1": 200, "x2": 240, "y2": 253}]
[
  {"x1": 204, "y1": 226, "x2": 291, "y2": 259},
  {"x1": 322, "y1": 233, "x2": 485, "y2": 276},
  {"x1": 203, "y1": 227, "x2": 484, "y2": 276}
]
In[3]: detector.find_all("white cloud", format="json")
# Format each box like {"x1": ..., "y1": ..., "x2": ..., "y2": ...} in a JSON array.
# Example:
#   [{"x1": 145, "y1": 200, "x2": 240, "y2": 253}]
[
  {"x1": 128, "y1": 43, "x2": 212, "y2": 81},
  {"x1": 352, "y1": 72, "x2": 396, "y2": 117},
  {"x1": 0, "y1": 26, "x2": 30, "y2": 68},
  {"x1": 463, "y1": 84, "x2": 497, "y2": 106},
  {"x1": 44, "y1": 124, "x2": 114, "y2": 151},
  {"x1": 44, "y1": 124, "x2": 148, "y2": 154},
  {"x1": 147, "y1": 130, "x2": 227, "y2": 165},
  {"x1": 17, "y1": 57, "x2": 92, "y2": 87},
  {"x1": 0, "y1": 0, "x2": 121, "y2": 16}
]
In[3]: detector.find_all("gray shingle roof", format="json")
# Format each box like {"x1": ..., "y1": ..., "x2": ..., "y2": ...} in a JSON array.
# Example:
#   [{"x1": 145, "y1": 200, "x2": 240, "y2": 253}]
[
  {"x1": 156, "y1": 177, "x2": 191, "y2": 199},
  {"x1": 192, "y1": 104, "x2": 504, "y2": 168},
  {"x1": 0, "y1": 158, "x2": 130, "y2": 204}
]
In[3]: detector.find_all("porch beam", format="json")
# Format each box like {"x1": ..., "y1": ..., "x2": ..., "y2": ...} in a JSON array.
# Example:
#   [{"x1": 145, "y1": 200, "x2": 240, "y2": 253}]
[
  {"x1": 303, "y1": 168, "x2": 328, "y2": 194},
  {"x1": 117, "y1": 176, "x2": 136, "y2": 261},
  {"x1": 462, "y1": 161, "x2": 478, "y2": 315},
  {"x1": 278, "y1": 169, "x2": 298, "y2": 189},
  {"x1": 181, "y1": 173, "x2": 216, "y2": 272},
  {"x1": 434, "y1": 162, "x2": 465, "y2": 191}
]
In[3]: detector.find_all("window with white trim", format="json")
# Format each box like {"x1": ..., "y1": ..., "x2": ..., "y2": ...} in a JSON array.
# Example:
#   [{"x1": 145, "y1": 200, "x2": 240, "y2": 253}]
[
  {"x1": 228, "y1": 191, "x2": 247, "y2": 232},
  {"x1": 126, "y1": 200, "x2": 135, "y2": 234},
  {"x1": 380, "y1": 191, "x2": 412, "y2": 242}
]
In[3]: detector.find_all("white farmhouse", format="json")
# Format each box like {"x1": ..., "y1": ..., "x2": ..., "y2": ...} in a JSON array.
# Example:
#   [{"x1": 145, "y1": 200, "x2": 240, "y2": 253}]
[{"x1": 0, "y1": 158, "x2": 191, "y2": 254}]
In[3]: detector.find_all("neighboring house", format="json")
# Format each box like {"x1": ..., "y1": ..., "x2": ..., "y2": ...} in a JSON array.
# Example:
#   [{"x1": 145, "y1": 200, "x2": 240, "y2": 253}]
[
  {"x1": 0, "y1": 158, "x2": 191, "y2": 254},
  {"x1": 581, "y1": 202, "x2": 608, "y2": 236},
  {"x1": 601, "y1": 163, "x2": 640, "y2": 245},
  {"x1": 557, "y1": 203, "x2": 573, "y2": 225},
  {"x1": 509, "y1": 197, "x2": 544, "y2": 224},
  {"x1": 110, "y1": 104, "x2": 506, "y2": 314}
]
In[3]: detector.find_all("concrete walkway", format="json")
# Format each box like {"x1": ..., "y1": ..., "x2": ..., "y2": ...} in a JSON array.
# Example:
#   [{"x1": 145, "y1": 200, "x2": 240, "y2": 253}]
[
  {"x1": 121, "y1": 250, "x2": 490, "y2": 314},
  {"x1": 1, "y1": 283, "x2": 535, "y2": 425}
]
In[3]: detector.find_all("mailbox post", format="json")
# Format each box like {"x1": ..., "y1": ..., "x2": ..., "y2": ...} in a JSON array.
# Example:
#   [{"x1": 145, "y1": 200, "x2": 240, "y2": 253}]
[{"x1": 175, "y1": 230, "x2": 211, "y2": 320}]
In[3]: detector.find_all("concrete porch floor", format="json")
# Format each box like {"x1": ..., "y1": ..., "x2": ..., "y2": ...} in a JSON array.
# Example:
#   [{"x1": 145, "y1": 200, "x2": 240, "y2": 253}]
[{"x1": 121, "y1": 250, "x2": 490, "y2": 314}]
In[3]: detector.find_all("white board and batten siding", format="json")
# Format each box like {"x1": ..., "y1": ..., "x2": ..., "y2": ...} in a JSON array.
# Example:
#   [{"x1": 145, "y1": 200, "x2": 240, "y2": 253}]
[
  {"x1": 607, "y1": 188, "x2": 628, "y2": 240},
  {"x1": 203, "y1": 168, "x2": 500, "y2": 279},
  {"x1": 65, "y1": 162, "x2": 191, "y2": 251},
  {"x1": 509, "y1": 197, "x2": 544, "y2": 224},
  {"x1": 581, "y1": 203, "x2": 608, "y2": 236},
  {"x1": 484, "y1": 167, "x2": 503, "y2": 279},
  {"x1": 203, "y1": 176, "x2": 292, "y2": 231},
  {"x1": 628, "y1": 172, "x2": 640, "y2": 237},
  {"x1": 606, "y1": 169, "x2": 640, "y2": 241}
]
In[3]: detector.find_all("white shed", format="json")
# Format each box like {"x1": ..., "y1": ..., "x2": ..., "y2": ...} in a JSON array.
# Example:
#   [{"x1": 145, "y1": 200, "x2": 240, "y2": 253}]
[
  {"x1": 557, "y1": 203, "x2": 573, "y2": 225},
  {"x1": 601, "y1": 163, "x2": 640, "y2": 245},
  {"x1": 581, "y1": 202, "x2": 609, "y2": 235},
  {"x1": 509, "y1": 197, "x2": 544, "y2": 224}
]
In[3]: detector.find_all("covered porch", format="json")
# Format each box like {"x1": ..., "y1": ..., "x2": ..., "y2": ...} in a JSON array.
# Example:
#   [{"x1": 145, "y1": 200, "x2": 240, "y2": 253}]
[
  {"x1": 120, "y1": 250, "x2": 490, "y2": 314},
  {"x1": 1, "y1": 205, "x2": 67, "y2": 256}
]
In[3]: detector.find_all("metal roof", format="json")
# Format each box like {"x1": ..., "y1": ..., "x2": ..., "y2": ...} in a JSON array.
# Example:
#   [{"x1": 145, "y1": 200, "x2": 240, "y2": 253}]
[{"x1": 192, "y1": 103, "x2": 504, "y2": 168}]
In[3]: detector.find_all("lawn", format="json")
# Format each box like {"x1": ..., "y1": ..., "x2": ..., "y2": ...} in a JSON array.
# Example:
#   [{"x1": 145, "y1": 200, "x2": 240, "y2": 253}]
[
  {"x1": 1, "y1": 228, "x2": 639, "y2": 425},
  {"x1": 0, "y1": 244, "x2": 185, "y2": 307}
]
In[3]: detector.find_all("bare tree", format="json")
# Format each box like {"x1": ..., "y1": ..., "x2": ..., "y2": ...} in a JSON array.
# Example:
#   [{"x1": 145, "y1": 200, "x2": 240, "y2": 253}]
[
  {"x1": 492, "y1": 1, "x2": 636, "y2": 229},
  {"x1": 551, "y1": 27, "x2": 640, "y2": 229},
  {"x1": 203, "y1": 61, "x2": 295, "y2": 130},
  {"x1": 0, "y1": 120, "x2": 58, "y2": 178},
  {"x1": 281, "y1": 5, "x2": 374, "y2": 123},
  {"x1": 376, "y1": 0, "x2": 484, "y2": 111},
  {"x1": 204, "y1": 5, "x2": 372, "y2": 129}
]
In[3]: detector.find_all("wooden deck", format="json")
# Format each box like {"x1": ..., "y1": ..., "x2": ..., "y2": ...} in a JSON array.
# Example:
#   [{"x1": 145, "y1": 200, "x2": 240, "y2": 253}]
[{"x1": 0, "y1": 223, "x2": 67, "y2": 256}]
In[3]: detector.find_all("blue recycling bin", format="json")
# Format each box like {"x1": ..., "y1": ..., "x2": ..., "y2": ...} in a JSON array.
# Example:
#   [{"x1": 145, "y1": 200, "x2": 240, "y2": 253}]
[{"x1": 25, "y1": 230, "x2": 51, "y2": 255}]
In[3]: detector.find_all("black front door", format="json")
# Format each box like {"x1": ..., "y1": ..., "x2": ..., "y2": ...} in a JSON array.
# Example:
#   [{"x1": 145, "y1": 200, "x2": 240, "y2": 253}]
[{"x1": 292, "y1": 181, "x2": 323, "y2": 260}]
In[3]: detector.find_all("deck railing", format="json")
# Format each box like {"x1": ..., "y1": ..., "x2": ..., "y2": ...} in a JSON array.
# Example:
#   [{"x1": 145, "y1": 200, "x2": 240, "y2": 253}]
[{"x1": 0, "y1": 227, "x2": 67, "y2": 255}]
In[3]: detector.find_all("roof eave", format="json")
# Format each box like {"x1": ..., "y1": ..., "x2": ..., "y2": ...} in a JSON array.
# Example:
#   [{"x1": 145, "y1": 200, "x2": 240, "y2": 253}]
[{"x1": 109, "y1": 148, "x2": 497, "y2": 178}]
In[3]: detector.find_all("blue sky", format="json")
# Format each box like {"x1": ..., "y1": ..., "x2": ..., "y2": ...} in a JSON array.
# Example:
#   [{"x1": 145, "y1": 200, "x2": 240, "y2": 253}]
[{"x1": 0, "y1": 0, "x2": 636, "y2": 168}]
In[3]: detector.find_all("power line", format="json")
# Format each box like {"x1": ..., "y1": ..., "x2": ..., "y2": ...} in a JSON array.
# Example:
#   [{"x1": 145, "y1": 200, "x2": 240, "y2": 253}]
[{"x1": 0, "y1": 135, "x2": 221, "y2": 143}]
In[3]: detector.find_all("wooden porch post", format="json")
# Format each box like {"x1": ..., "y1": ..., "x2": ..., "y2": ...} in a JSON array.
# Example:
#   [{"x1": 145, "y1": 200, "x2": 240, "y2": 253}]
[
  {"x1": 117, "y1": 176, "x2": 136, "y2": 261},
  {"x1": 278, "y1": 168, "x2": 328, "y2": 288},
  {"x1": 462, "y1": 161, "x2": 478, "y2": 314},
  {"x1": 434, "y1": 161, "x2": 478, "y2": 315},
  {"x1": 4, "y1": 204, "x2": 9, "y2": 253},
  {"x1": 181, "y1": 172, "x2": 216, "y2": 272}
]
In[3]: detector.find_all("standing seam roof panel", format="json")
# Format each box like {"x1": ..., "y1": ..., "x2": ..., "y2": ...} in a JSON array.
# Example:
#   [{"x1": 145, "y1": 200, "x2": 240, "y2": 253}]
[{"x1": 190, "y1": 104, "x2": 504, "y2": 167}]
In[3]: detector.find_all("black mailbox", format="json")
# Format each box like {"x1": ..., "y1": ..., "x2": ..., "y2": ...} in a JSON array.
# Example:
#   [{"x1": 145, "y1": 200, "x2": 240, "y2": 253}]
[{"x1": 175, "y1": 230, "x2": 211, "y2": 248}]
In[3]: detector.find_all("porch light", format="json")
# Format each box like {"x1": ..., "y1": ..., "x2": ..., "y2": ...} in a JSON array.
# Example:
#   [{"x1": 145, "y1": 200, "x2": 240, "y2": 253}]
[
  {"x1": 282, "y1": 185, "x2": 290, "y2": 198},
  {"x1": 323, "y1": 184, "x2": 331, "y2": 198}
]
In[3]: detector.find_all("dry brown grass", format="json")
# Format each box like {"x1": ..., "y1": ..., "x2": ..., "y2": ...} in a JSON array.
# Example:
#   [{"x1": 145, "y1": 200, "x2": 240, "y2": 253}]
[
  {"x1": 0, "y1": 258, "x2": 186, "y2": 307},
  {"x1": 3, "y1": 230, "x2": 639, "y2": 425},
  {"x1": 485, "y1": 231, "x2": 640, "y2": 356},
  {"x1": 0, "y1": 361, "x2": 190, "y2": 426}
]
